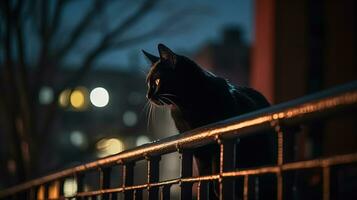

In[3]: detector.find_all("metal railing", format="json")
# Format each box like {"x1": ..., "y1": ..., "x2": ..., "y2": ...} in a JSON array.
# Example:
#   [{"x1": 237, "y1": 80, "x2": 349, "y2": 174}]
[{"x1": 1, "y1": 81, "x2": 357, "y2": 200}]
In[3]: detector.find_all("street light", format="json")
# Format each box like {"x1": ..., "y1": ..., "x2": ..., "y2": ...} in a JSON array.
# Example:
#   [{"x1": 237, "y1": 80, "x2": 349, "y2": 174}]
[{"x1": 90, "y1": 87, "x2": 109, "y2": 107}]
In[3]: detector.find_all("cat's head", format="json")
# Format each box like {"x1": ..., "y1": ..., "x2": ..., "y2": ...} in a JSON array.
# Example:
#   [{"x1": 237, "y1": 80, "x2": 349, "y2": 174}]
[{"x1": 143, "y1": 44, "x2": 192, "y2": 107}]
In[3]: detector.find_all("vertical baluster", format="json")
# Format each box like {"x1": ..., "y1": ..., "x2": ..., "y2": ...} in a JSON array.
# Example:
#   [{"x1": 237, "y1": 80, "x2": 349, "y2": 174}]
[
  {"x1": 100, "y1": 167, "x2": 111, "y2": 200},
  {"x1": 134, "y1": 190, "x2": 142, "y2": 200},
  {"x1": 243, "y1": 175, "x2": 248, "y2": 200},
  {"x1": 277, "y1": 125, "x2": 284, "y2": 200},
  {"x1": 30, "y1": 186, "x2": 38, "y2": 200},
  {"x1": 219, "y1": 139, "x2": 236, "y2": 200},
  {"x1": 180, "y1": 149, "x2": 192, "y2": 199},
  {"x1": 323, "y1": 166, "x2": 330, "y2": 200},
  {"x1": 27, "y1": 187, "x2": 36, "y2": 200},
  {"x1": 277, "y1": 171, "x2": 283, "y2": 200},
  {"x1": 272, "y1": 120, "x2": 284, "y2": 200},
  {"x1": 197, "y1": 182, "x2": 202, "y2": 200},
  {"x1": 75, "y1": 173, "x2": 84, "y2": 200},
  {"x1": 59, "y1": 179, "x2": 65, "y2": 199},
  {"x1": 111, "y1": 192, "x2": 117, "y2": 200},
  {"x1": 123, "y1": 162, "x2": 134, "y2": 200},
  {"x1": 44, "y1": 183, "x2": 49, "y2": 200},
  {"x1": 147, "y1": 156, "x2": 160, "y2": 200},
  {"x1": 198, "y1": 181, "x2": 208, "y2": 200},
  {"x1": 161, "y1": 185, "x2": 171, "y2": 200}
]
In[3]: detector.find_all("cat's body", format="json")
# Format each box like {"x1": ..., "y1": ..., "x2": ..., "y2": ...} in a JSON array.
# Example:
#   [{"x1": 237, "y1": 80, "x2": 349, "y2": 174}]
[
  {"x1": 170, "y1": 70, "x2": 270, "y2": 133},
  {"x1": 144, "y1": 44, "x2": 271, "y2": 199}
]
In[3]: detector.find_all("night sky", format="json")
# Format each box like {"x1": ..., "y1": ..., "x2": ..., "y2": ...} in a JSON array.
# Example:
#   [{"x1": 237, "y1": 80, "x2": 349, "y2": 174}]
[{"x1": 60, "y1": 0, "x2": 253, "y2": 70}]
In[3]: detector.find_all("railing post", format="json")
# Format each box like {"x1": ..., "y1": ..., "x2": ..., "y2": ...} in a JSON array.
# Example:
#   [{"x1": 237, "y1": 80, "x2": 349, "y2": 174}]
[
  {"x1": 44, "y1": 183, "x2": 49, "y2": 200},
  {"x1": 147, "y1": 156, "x2": 160, "y2": 200},
  {"x1": 272, "y1": 119, "x2": 284, "y2": 200},
  {"x1": 122, "y1": 162, "x2": 135, "y2": 200},
  {"x1": 75, "y1": 173, "x2": 84, "y2": 199},
  {"x1": 219, "y1": 138, "x2": 236, "y2": 200},
  {"x1": 180, "y1": 149, "x2": 193, "y2": 199},
  {"x1": 59, "y1": 179, "x2": 65, "y2": 199},
  {"x1": 161, "y1": 185, "x2": 171, "y2": 200},
  {"x1": 99, "y1": 167, "x2": 111, "y2": 200},
  {"x1": 134, "y1": 189, "x2": 142, "y2": 200},
  {"x1": 28, "y1": 187, "x2": 37, "y2": 200}
]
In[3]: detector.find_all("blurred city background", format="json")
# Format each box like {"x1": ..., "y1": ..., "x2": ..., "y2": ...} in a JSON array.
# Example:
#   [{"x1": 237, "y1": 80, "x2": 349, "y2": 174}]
[{"x1": 0, "y1": 0, "x2": 356, "y2": 198}]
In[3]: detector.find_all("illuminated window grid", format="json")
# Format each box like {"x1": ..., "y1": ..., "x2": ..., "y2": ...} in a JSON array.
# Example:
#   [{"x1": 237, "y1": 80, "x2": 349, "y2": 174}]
[{"x1": 0, "y1": 83, "x2": 356, "y2": 200}]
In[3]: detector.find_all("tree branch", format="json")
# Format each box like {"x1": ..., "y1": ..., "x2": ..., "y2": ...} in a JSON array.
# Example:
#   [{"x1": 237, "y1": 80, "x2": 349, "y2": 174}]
[
  {"x1": 37, "y1": 0, "x2": 160, "y2": 152},
  {"x1": 1, "y1": 0, "x2": 28, "y2": 182},
  {"x1": 64, "y1": 0, "x2": 159, "y2": 88},
  {"x1": 49, "y1": 0, "x2": 70, "y2": 40},
  {"x1": 14, "y1": 0, "x2": 37, "y2": 174},
  {"x1": 55, "y1": 0, "x2": 108, "y2": 61}
]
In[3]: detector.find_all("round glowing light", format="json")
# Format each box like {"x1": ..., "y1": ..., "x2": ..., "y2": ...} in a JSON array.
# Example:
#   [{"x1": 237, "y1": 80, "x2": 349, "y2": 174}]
[
  {"x1": 63, "y1": 178, "x2": 77, "y2": 197},
  {"x1": 70, "y1": 130, "x2": 87, "y2": 149},
  {"x1": 136, "y1": 135, "x2": 150, "y2": 146},
  {"x1": 123, "y1": 110, "x2": 138, "y2": 127},
  {"x1": 39, "y1": 86, "x2": 54, "y2": 104},
  {"x1": 96, "y1": 138, "x2": 124, "y2": 158},
  {"x1": 90, "y1": 87, "x2": 109, "y2": 107},
  {"x1": 70, "y1": 89, "x2": 86, "y2": 109},
  {"x1": 58, "y1": 89, "x2": 70, "y2": 107}
]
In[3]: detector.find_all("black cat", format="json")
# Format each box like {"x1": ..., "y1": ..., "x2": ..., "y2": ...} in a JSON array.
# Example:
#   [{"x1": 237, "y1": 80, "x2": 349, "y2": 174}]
[{"x1": 143, "y1": 44, "x2": 272, "y2": 199}]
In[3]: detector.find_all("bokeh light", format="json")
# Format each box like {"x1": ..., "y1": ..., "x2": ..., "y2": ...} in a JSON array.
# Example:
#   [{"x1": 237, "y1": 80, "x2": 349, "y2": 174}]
[
  {"x1": 70, "y1": 130, "x2": 87, "y2": 149},
  {"x1": 90, "y1": 87, "x2": 109, "y2": 107},
  {"x1": 39, "y1": 86, "x2": 54, "y2": 105},
  {"x1": 96, "y1": 138, "x2": 124, "y2": 158},
  {"x1": 123, "y1": 110, "x2": 138, "y2": 127},
  {"x1": 58, "y1": 89, "x2": 70, "y2": 107},
  {"x1": 136, "y1": 135, "x2": 150, "y2": 146},
  {"x1": 70, "y1": 89, "x2": 85, "y2": 109},
  {"x1": 63, "y1": 178, "x2": 77, "y2": 197}
]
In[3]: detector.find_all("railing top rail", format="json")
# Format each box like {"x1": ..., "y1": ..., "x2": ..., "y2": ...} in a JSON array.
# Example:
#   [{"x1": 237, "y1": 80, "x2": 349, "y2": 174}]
[{"x1": 1, "y1": 81, "x2": 357, "y2": 197}]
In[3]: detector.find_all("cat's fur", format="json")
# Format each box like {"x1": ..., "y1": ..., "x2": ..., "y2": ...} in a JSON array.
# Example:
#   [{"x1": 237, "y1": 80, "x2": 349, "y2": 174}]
[{"x1": 144, "y1": 44, "x2": 272, "y2": 198}]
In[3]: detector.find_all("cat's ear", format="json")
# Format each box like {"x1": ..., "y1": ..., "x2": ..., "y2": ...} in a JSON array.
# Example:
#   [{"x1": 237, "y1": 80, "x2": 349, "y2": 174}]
[
  {"x1": 142, "y1": 50, "x2": 159, "y2": 64},
  {"x1": 158, "y1": 44, "x2": 177, "y2": 66}
]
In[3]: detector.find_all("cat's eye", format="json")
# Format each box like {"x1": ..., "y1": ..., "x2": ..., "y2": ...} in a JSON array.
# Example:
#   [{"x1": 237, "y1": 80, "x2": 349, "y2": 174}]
[{"x1": 155, "y1": 78, "x2": 160, "y2": 86}]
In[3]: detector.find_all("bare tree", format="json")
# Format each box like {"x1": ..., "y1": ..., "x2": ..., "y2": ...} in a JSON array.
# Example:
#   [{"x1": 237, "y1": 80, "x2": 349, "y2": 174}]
[{"x1": 0, "y1": 0, "x2": 207, "y2": 186}]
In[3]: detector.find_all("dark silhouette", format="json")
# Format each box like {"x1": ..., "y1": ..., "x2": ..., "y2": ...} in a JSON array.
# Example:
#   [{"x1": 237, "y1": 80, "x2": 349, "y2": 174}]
[{"x1": 144, "y1": 44, "x2": 271, "y2": 198}]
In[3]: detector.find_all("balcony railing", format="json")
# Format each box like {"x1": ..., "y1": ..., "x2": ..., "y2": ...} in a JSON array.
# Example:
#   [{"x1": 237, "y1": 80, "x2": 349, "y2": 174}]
[{"x1": 0, "y1": 81, "x2": 357, "y2": 200}]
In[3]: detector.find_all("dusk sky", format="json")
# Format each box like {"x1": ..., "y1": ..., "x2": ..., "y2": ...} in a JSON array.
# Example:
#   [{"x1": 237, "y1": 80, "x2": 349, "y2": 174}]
[
  {"x1": 105, "y1": 0, "x2": 253, "y2": 69},
  {"x1": 27, "y1": 0, "x2": 253, "y2": 70}
]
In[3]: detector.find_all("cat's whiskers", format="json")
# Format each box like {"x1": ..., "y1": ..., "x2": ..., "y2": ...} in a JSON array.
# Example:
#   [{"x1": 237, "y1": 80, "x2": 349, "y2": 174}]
[
  {"x1": 160, "y1": 95, "x2": 180, "y2": 111},
  {"x1": 158, "y1": 98, "x2": 167, "y2": 106},
  {"x1": 152, "y1": 101, "x2": 161, "y2": 129},
  {"x1": 160, "y1": 93, "x2": 177, "y2": 98},
  {"x1": 147, "y1": 102, "x2": 154, "y2": 131},
  {"x1": 141, "y1": 101, "x2": 150, "y2": 119}
]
